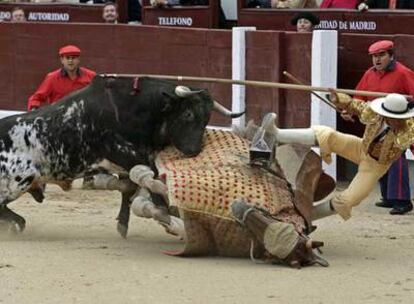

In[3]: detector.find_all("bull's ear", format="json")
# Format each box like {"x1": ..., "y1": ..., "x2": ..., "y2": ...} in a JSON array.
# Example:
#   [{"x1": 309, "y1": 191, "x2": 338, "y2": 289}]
[
  {"x1": 162, "y1": 91, "x2": 178, "y2": 100},
  {"x1": 91, "y1": 75, "x2": 105, "y2": 88},
  {"x1": 161, "y1": 91, "x2": 177, "y2": 112}
]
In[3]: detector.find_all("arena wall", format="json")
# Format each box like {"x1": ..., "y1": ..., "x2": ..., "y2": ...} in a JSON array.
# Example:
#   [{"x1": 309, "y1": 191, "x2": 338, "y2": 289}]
[
  {"x1": 1, "y1": 23, "x2": 413, "y2": 130},
  {"x1": 0, "y1": 22, "x2": 313, "y2": 127}
]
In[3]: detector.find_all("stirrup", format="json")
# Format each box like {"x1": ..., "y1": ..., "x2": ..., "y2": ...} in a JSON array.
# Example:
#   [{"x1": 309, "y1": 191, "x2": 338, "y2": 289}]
[{"x1": 249, "y1": 113, "x2": 278, "y2": 167}]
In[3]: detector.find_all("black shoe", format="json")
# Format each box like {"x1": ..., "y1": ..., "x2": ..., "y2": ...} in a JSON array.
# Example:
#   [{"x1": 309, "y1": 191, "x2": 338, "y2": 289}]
[
  {"x1": 375, "y1": 200, "x2": 393, "y2": 208},
  {"x1": 389, "y1": 202, "x2": 413, "y2": 215}
]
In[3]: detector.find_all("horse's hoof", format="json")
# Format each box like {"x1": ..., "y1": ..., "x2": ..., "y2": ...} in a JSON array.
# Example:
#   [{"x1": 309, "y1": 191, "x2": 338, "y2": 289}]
[{"x1": 117, "y1": 222, "x2": 128, "y2": 238}]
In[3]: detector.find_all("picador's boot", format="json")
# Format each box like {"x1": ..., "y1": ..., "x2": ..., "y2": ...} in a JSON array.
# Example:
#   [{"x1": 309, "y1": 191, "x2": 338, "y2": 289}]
[
  {"x1": 277, "y1": 128, "x2": 317, "y2": 146},
  {"x1": 255, "y1": 112, "x2": 318, "y2": 146},
  {"x1": 250, "y1": 113, "x2": 318, "y2": 166},
  {"x1": 231, "y1": 200, "x2": 328, "y2": 268}
]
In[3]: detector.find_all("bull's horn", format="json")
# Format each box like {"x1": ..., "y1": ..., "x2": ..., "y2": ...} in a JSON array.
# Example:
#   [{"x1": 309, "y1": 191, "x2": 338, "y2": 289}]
[
  {"x1": 175, "y1": 86, "x2": 203, "y2": 97},
  {"x1": 213, "y1": 100, "x2": 245, "y2": 118}
]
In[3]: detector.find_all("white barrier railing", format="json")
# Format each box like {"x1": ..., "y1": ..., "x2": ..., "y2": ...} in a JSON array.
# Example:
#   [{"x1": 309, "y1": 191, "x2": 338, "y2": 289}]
[
  {"x1": 232, "y1": 26, "x2": 256, "y2": 130},
  {"x1": 0, "y1": 110, "x2": 25, "y2": 119},
  {"x1": 311, "y1": 30, "x2": 338, "y2": 179}
]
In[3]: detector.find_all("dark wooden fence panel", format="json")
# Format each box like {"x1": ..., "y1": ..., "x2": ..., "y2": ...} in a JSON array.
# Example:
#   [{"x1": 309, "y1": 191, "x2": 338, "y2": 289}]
[
  {"x1": 245, "y1": 31, "x2": 312, "y2": 128},
  {"x1": 281, "y1": 32, "x2": 312, "y2": 128},
  {"x1": 245, "y1": 31, "x2": 282, "y2": 124}
]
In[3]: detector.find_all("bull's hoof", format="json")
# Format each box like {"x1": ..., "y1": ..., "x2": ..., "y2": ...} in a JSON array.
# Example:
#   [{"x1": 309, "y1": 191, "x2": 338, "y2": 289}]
[
  {"x1": 0, "y1": 218, "x2": 26, "y2": 234},
  {"x1": 0, "y1": 206, "x2": 26, "y2": 234},
  {"x1": 9, "y1": 219, "x2": 26, "y2": 233},
  {"x1": 117, "y1": 222, "x2": 128, "y2": 238}
]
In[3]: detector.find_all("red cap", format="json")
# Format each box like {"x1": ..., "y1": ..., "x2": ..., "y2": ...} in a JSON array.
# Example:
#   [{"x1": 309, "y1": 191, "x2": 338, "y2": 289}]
[
  {"x1": 368, "y1": 40, "x2": 394, "y2": 55},
  {"x1": 59, "y1": 45, "x2": 81, "y2": 57}
]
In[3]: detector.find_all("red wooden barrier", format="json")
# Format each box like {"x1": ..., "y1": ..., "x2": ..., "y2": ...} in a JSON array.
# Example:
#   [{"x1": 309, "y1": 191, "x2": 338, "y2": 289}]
[
  {"x1": 0, "y1": 23, "x2": 232, "y2": 125},
  {"x1": 1, "y1": 22, "x2": 413, "y2": 129},
  {"x1": 1, "y1": 23, "x2": 413, "y2": 179}
]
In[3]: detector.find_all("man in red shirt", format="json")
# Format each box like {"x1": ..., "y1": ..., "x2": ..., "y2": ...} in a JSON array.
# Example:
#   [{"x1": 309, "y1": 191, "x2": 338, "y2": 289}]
[
  {"x1": 343, "y1": 40, "x2": 414, "y2": 215},
  {"x1": 27, "y1": 45, "x2": 96, "y2": 111},
  {"x1": 27, "y1": 45, "x2": 97, "y2": 189}
]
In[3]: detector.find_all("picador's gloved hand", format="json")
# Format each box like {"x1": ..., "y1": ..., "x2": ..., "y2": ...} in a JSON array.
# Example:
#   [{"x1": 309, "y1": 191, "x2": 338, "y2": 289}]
[
  {"x1": 329, "y1": 90, "x2": 352, "y2": 109},
  {"x1": 329, "y1": 89, "x2": 356, "y2": 122}
]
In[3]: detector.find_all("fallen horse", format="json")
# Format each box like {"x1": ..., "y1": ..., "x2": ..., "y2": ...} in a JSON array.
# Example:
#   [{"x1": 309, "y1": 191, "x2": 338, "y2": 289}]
[{"x1": 129, "y1": 128, "x2": 333, "y2": 268}]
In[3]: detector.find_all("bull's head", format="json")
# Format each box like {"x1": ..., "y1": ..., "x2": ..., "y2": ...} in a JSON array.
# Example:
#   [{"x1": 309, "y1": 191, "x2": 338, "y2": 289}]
[
  {"x1": 97, "y1": 75, "x2": 244, "y2": 157},
  {"x1": 162, "y1": 85, "x2": 244, "y2": 156}
]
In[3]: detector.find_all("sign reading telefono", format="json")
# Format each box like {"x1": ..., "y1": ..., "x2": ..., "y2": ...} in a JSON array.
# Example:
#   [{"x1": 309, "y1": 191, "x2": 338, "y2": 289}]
[
  {"x1": 0, "y1": 11, "x2": 70, "y2": 22},
  {"x1": 158, "y1": 16, "x2": 193, "y2": 26},
  {"x1": 316, "y1": 19, "x2": 377, "y2": 31}
]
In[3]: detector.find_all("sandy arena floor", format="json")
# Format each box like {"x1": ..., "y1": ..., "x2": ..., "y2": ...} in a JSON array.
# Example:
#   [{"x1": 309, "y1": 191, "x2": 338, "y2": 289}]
[{"x1": 1, "y1": 180, "x2": 414, "y2": 304}]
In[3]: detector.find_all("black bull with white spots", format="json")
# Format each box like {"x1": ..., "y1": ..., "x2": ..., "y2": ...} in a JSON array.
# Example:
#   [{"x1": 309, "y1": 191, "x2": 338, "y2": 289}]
[{"x1": 0, "y1": 75, "x2": 243, "y2": 235}]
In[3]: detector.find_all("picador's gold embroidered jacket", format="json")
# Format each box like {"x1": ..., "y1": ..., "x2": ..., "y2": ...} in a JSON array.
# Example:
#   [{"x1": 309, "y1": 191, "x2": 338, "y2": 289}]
[{"x1": 336, "y1": 94, "x2": 414, "y2": 164}]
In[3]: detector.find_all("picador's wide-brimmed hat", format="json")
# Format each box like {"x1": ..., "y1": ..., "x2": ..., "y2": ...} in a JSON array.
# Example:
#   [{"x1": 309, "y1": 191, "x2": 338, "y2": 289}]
[
  {"x1": 290, "y1": 12, "x2": 320, "y2": 26},
  {"x1": 370, "y1": 93, "x2": 414, "y2": 119}
]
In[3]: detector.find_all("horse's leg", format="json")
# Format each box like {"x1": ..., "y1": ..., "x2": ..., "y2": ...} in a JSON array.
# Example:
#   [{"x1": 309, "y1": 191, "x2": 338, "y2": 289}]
[{"x1": 116, "y1": 177, "x2": 136, "y2": 238}]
